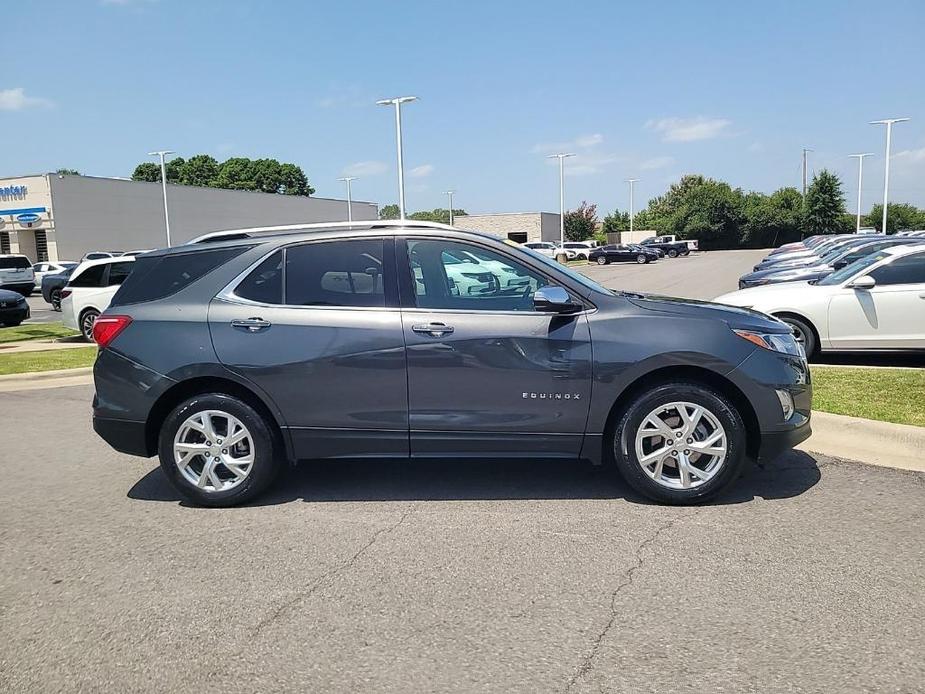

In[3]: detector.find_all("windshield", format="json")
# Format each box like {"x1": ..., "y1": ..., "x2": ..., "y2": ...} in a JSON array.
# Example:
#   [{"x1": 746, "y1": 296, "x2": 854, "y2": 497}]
[{"x1": 817, "y1": 250, "x2": 889, "y2": 286}]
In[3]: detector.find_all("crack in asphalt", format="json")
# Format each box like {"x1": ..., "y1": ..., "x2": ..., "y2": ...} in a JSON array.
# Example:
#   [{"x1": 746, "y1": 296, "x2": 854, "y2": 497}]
[
  {"x1": 250, "y1": 506, "x2": 414, "y2": 637},
  {"x1": 564, "y1": 517, "x2": 678, "y2": 693}
]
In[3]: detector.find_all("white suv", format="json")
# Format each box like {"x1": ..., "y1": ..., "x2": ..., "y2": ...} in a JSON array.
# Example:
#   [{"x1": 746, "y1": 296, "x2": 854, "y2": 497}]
[
  {"x1": 62, "y1": 256, "x2": 135, "y2": 340},
  {"x1": 0, "y1": 254, "x2": 36, "y2": 295}
]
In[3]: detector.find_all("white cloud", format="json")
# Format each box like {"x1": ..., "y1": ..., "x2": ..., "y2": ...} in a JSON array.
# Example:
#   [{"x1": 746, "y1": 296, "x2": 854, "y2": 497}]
[
  {"x1": 747, "y1": 141, "x2": 764, "y2": 153},
  {"x1": 0, "y1": 87, "x2": 53, "y2": 111},
  {"x1": 574, "y1": 133, "x2": 604, "y2": 148},
  {"x1": 895, "y1": 146, "x2": 925, "y2": 163},
  {"x1": 409, "y1": 164, "x2": 434, "y2": 178},
  {"x1": 532, "y1": 133, "x2": 605, "y2": 154},
  {"x1": 639, "y1": 156, "x2": 675, "y2": 170},
  {"x1": 342, "y1": 160, "x2": 387, "y2": 177},
  {"x1": 646, "y1": 116, "x2": 732, "y2": 142}
]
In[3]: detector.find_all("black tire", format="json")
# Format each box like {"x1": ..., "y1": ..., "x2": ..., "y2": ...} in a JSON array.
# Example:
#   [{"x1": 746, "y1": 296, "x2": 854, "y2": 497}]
[
  {"x1": 158, "y1": 393, "x2": 282, "y2": 507},
  {"x1": 612, "y1": 382, "x2": 747, "y2": 505},
  {"x1": 636, "y1": 254, "x2": 647, "y2": 264},
  {"x1": 681, "y1": 249, "x2": 691, "y2": 256},
  {"x1": 596, "y1": 256, "x2": 609, "y2": 265},
  {"x1": 776, "y1": 314, "x2": 818, "y2": 360},
  {"x1": 4, "y1": 320, "x2": 23, "y2": 327},
  {"x1": 79, "y1": 308, "x2": 99, "y2": 342},
  {"x1": 667, "y1": 249, "x2": 679, "y2": 258},
  {"x1": 51, "y1": 289, "x2": 62, "y2": 311}
]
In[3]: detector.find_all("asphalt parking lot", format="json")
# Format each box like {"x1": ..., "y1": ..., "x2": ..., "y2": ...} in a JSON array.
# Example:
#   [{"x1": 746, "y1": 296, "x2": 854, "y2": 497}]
[{"x1": 1, "y1": 384, "x2": 923, "y2": 692}]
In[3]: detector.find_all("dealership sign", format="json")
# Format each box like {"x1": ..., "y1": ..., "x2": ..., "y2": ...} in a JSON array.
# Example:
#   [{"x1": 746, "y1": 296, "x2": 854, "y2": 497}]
[
  {"x1": 16, "y1": 212, "x2": 41, "y2": 224},
  {"x1": 0, "y1": 185, "x2": 27, "y2": 199}
]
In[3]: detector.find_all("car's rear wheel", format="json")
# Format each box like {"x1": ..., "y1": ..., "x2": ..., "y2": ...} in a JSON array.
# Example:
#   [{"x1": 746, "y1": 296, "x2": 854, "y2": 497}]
[
  {"x1": 597, "y1": 256, "x2": 609, "y2": 265},
  {"x1": 612, "y1": 382, "x2": 747, "y2": 504},
  {"x1": 51, "y1": 288, "x2": 62, "y2": 311},
  {"x1": 776, "y1": 314, "x2": 818, "y2": 359},
  {"x1": 158, "y1": 393, "x2": 281, "y2": 507},
  {"x1": 667, "y1": 249, "x2": 679, "y2": 258},
  {"x1": 79, "y1": 309, "x2": 99, "y2": 341},
  {"x1": 636, "y1": 254, "x2": 647, "y2": 264}
]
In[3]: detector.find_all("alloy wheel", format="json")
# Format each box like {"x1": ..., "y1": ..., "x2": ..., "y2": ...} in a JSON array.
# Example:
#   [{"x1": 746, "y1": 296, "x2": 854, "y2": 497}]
[
  {"x1": 173, "y1": 410, "x2": 255, "y2": 493},
  {"x1": 81, "y1": 311, "x2": 98, "y2": 340},
  {"x1": 634, "y1": 401, "x2": 727, "y2": 490}
]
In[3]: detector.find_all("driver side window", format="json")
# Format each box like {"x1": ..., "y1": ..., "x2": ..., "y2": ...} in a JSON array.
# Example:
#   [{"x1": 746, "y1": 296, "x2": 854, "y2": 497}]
[{"x1": 407, "y1": 240, "x2": 548, "y2": 311}]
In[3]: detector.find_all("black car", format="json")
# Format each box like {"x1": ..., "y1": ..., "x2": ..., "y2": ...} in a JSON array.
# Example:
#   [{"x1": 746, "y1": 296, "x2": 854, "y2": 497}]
[
  {"x1": 589, "y1": 244, "x2": 657, "y2": 265},
  {"x1": 91, "y1": 220, "x2": 811, "y2": 508},
  {"x1": 42, "y1": 267, "x2": 78, "y2": 310},
  {"x1": 640, "y1": 237, "x2": 689, "y2": 258},
  {"x1": 0, "y1": 288, "x2": 30, "y2": 326}
]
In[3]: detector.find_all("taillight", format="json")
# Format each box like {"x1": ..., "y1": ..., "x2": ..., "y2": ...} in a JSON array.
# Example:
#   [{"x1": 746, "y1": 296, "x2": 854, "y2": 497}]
[
  {"x1": 60, "y1": 289, "x2": 72, "y2": 299},
  {"x1": 92, "y1": 315, "x2": 132, "y2": 347}
]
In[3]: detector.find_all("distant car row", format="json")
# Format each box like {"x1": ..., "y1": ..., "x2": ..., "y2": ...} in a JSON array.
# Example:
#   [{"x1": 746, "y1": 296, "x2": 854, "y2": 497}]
[
  {"x1": 715, "y1": 233, "x2": 925, "y2": 358},
  {"x1": 523, "y1": 235, "x2": 695, "y2": 264}
]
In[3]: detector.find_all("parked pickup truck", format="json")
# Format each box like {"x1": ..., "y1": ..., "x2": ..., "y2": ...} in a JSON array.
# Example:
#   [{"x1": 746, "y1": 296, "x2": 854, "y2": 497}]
[{"x1": 639, "y1": 235, "x2": 697, "y2": 257}]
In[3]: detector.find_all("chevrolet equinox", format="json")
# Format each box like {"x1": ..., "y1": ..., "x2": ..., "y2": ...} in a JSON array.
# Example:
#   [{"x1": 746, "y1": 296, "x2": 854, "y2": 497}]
[{"x1": 92, "y1": 221, "x2": 811, "y2": 506}]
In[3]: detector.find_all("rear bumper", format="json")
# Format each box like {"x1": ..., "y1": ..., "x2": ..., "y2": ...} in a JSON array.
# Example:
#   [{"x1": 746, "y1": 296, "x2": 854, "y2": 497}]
[
  {"x1": 93, "y1": 415, "x2": 151, "y2": 457},
  {"x1": 0, "y1": 304, "x2": 29, "y2": 323},
  {"x1": 0, "y1": 283, "x2": 35, "y2": 295}
]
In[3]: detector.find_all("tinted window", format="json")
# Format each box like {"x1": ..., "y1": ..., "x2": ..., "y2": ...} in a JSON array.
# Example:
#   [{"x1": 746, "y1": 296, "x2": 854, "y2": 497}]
[
  {"x1": 0, "y1": 256, "x2": 30, "y2": 269},
  {"x1": 408, "y1": 239, "x2": 548, "y2": 312},
  {"x1": 107, "y1": 261, "x2": 134, "y2": 286},
  {"x1": 235, "y1": 251, "x2": 283, "y2": 304},
  {"x1": 869, "y1": 253, "x2": 925, "y2": 286},
  {"x1": 111, "y1": 246, "x2": 249, "y2": 307},
  {"x1": 285, "y1": 240, "x2": 385, "y2": 307},
  {"x1": 69, "y1": 264, "x2": 106, "y2": 287}
]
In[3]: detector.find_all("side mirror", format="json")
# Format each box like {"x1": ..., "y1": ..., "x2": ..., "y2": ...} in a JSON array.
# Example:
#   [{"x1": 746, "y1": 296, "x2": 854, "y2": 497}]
[
  {"x1": 850, "y1": 275, "x2": 876, "y2": 290},
  {"x1": 833, "y1": 259, "x2": 848, "y2": 269},
  {"x1": 534, "y1": 286, "x2": 581, "y2": 314}
]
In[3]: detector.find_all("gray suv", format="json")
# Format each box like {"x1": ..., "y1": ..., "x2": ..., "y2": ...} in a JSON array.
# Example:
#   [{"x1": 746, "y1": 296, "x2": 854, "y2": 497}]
[{"x1": 92, "y1": 221, "x2": 811, "y2": 507}]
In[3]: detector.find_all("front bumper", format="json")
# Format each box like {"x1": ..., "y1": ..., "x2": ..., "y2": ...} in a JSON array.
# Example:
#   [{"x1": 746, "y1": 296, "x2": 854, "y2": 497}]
[
  {"x1": 757, "y1": 412, "x2": 812, "y2": 462},
  {"x1": 0, "y1": 303, "x2": 29, "y2": 323}
]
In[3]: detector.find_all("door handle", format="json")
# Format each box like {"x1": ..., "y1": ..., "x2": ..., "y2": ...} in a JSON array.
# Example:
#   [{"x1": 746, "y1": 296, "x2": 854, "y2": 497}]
[
  {"x1": 412, "y1": 322, "x2": 454, "y2": 337},
  {"x1": 231, "y1": 317, "x2": 271, "y2": 333}
]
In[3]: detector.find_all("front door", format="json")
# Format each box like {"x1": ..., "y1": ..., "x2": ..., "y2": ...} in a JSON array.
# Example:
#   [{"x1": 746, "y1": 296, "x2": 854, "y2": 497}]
[
  {"x1": 209, "y1": 237, "x2": 409, "y2": 459},
  {"x1": 828, "y1": 251, "x2": 925, "y2": 349},
  {"x1": 398, "y1": 237, "x2": 592, "y2": 458}
]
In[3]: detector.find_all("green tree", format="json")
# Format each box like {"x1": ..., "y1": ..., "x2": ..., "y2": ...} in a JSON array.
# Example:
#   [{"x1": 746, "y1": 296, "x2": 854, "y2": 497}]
[
  {"x1": 379, "y1": 204, "x2": 401, "y2": 220},
  {"x1": 803, "y1": 169, "x2": 845, "y2": 237},
  {"x1": 178, "y1": 155, "x2": 219, "y2": 188},
  {"x1": 55, "y1": 168, "x2": 80, "y2": 176},
  {"x1": 601, "y1": 209, "x2": 630, "y2": 234},
  {"x1": 644, "y1": 175, "x2": 745, "y2": 250},
  {"x1": 741, "y1": 187, "x2": 804, "y2": 247},
  {"x1": 864, "y1": 203, "x2": 925, "y2": 233},
  {"x1": 407, "y1": 208, "x2": 468, "y2": 224},
  {"x1": 564, "y1": 201, "x2": 598, "y2": 241},
  {"x1": 131, "y1": 162, "x2": 161, "y2": 182}
]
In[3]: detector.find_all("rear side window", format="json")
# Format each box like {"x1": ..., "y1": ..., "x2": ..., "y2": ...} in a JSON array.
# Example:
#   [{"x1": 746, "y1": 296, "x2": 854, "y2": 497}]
[
  {"x1": 285, "y1": 240, "x2": 385, "y2": 307},
  {"x1": 70, "y1": 264, "x2": 106, "y2": 287},
  {"x1": 869, "y1": 253, "x2": 925, "y2": 286},
  {"x1": 107, "y1": 261, "x2": 134, "y2": 286},
  {"x1": 110, "y1": 246, "x2": 249, "y2": 307},
  {"x1": 235, "y1": 251, "x2": 283, "y2": 304},
  {"x1": 0, "y1": 256, "x2": 30, "y2": 269}
]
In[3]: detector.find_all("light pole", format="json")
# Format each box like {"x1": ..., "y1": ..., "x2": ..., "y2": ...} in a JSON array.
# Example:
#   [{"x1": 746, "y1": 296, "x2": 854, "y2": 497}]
[
  {"x1": 376, "y1": 96, "x2": 417, "y2": 219},
  {"x1": 870, "y1": 118, "x2": 910, "y2": 233},
  {"x1": 626, "y1": 178, "x2": 640, "y2": 233},
  {"x1": 848, "y1": 153, "x2": 874, "y2": 233},
  {"x1": 148, "y1": 150, "x2": 174, "y2": 246},
  {"x1": 443, "y1": 190, "x2": 455, "y2": 225},
  {"x1": 337, "y1": 176, "x2": 357, "y2": 223},
  {"x1": 801, "y1": 147, "x2": 813, "y2": 198},
  {"x1": 547, "y1": 153, "x2": 575, "y2": 245}
]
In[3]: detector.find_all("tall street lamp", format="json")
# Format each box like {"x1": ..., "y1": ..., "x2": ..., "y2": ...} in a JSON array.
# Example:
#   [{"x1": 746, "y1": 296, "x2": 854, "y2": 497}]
[
  {"x1": 626, "y1": 178, "x2": 640, "y2": 233},
  {"x1": 443, "y1": 190, "x2": 455, "y2": 225},
  {"x1": 848, "y1": 153, "x2": 874, "y2": 233},
  {"x1": 376, "y1": 96, "x2": 417, "y2": 220},
  {"x1": 547, "y1": 153, "x2": 575, "y2": 245},
  {"x1": 337, "y1": 176, "x2": 357, "y2": 223},
  {"x1": 148, "y1": 150, "x2": 174, "y2": 246},
  {"x1": 870, "y1": 117, "x2": 910, "y2": 233}
]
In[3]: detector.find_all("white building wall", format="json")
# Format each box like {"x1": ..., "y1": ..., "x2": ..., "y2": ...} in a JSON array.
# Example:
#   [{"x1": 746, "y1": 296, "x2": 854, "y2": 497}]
[{"x1": 451, "y1": 212, "x2": 561, "y2": 243}]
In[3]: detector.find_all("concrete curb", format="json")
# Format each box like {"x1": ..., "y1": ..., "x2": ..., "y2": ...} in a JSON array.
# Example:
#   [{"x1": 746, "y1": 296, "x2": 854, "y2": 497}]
[
  {"x1": 0, "y1": 367, "x2": 94, "y2": 392},
  {"x1": 799, "y1": 411, "x2": 925, "y2": 473}
]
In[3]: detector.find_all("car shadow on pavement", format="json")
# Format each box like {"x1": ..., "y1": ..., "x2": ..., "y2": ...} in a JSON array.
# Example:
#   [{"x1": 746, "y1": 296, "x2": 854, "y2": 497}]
[{"x1": 127, "y1": 450, "x2": 821, "y2": 507}]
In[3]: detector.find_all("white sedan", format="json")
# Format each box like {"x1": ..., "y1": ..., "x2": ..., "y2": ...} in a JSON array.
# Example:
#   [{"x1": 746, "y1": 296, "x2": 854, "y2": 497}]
[{"x1": 714, "y1": 244, "x2": 925, "y2": 357}]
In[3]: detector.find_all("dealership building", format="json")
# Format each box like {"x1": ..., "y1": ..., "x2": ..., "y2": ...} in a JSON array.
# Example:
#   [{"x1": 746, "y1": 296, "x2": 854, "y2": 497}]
[
  {"x1": 451, "y1": 212, "x2": 562, "y2": 244},
  {"x1": 0, "y1": 174, "x2": 378, "y2": 263}
]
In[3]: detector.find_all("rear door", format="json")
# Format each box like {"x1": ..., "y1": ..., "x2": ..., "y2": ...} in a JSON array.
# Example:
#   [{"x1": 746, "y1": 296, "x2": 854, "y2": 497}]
[
  {"x1": 209, "y1": 237, "x2": 409, "y2": 459},
  {"x1": 398, "y1": 236, "x2": 592, "y2": 458}
]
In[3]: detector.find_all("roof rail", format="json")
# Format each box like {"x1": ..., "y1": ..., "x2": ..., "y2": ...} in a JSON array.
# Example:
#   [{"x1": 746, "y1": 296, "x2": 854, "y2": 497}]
[{"x1": 187, "y1": 219, "x2": 459, "y2": 244}]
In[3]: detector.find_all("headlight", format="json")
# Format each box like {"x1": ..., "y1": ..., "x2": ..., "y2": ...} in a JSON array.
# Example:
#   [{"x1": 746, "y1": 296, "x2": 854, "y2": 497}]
[
  {"x1": 17, "y1": 296, "x2": 27, "y2": 305},
  {"x1": 733, "y1": 329, "x2": 804, "y2": 358}
]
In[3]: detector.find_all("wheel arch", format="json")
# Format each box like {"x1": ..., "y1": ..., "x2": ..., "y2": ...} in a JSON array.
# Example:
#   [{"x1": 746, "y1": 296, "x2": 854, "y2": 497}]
[
  {"x1": 769, "y1": 310, "x2": 821, "y2": 354},
  {"x1": 144, "y1": 375, "x2": 290, "y2": 462},
  {"x1": 598, "y1": 364, "x2": 761, "y2": 464}
]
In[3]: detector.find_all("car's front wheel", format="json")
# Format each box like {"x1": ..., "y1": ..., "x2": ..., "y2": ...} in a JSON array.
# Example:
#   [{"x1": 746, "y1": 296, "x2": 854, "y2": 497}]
[
  {"x1": 612, "y1": 382, "x2": 747, "y2": 504},
  {"x1": 667, "y1": 249, "x2": 679, "y2": 258},
  {"x1": 776, "y1": 314, "x2": 818, "y2": 359},
  {"x1": 158, "y1": 393, "x2": 281, "y2": 507},
  {"x1": 636, "y1": 254, "x2": 647, "y2": 264},
  {"x1": 596, "y1": 256, "x2": 609, "y2": 265},
  {"x1": 79, "y1": 309, "x2": 99, "y2": 341}
]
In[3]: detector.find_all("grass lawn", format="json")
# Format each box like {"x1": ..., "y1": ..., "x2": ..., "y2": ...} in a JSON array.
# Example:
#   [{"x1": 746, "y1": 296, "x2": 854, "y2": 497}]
[
  {"x1": 0, "y1": 323, "x2": 79, "y2": 344},
  {"x1": 812, "y1": 365, "x2": 925, "y2": 428},
  {"x1": 0, "y1": 347, "x2": 97, "y2": 376}
]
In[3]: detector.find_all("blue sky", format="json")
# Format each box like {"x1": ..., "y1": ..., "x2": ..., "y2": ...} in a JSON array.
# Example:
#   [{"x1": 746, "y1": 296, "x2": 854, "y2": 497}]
[{"x1": 3, "y1": 0, "x2": 924, "y2": 214}]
